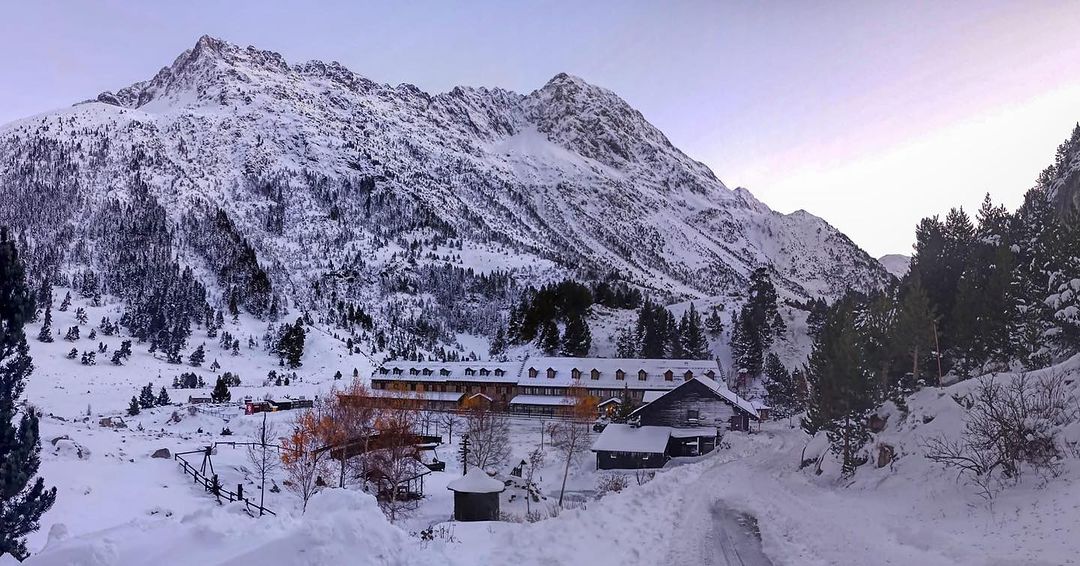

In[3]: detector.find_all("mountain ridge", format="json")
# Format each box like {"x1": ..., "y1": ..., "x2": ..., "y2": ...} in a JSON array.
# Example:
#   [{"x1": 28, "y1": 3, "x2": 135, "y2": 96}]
[{"x1": 0, "y1": 35, "x2": 890, "y2": 354}]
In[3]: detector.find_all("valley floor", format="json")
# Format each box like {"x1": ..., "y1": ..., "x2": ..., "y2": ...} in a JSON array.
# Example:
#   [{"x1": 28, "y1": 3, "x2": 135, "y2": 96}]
[{"x1": 14, "y1": 292, "x2": 1080, "y2": 565}]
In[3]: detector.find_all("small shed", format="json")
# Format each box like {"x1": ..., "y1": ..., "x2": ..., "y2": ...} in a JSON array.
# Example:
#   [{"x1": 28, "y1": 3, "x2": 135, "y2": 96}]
[{"x1": 447, "y1": 468, "x2": 505, "y2": 521}]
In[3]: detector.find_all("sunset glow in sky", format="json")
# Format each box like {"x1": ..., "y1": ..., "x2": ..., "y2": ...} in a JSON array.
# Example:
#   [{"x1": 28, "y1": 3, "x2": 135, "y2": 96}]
[{"x1": 4, "y1": 0, "x2": 1080, "y2": 256}]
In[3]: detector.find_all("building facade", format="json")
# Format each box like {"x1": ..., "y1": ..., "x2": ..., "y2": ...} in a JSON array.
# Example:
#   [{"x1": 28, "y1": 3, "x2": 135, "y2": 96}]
[{"x1": 370, "y1": 357, "x2": 725, "y2": 416}]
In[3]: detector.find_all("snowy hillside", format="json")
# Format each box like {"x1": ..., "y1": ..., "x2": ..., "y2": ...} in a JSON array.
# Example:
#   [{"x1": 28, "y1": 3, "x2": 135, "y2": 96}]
[{"x1": 0, "y1": 35, "x2": 888, "y2": 356}]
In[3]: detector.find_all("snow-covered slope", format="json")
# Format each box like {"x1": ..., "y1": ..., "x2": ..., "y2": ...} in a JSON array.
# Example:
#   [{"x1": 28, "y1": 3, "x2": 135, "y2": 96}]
[{"x1": 0, "y1": 35, "x2": 888, "y2": 327}]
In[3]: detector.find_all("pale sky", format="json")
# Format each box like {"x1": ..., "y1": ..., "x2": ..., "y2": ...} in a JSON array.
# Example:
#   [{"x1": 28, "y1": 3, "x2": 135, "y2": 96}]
[{"x1": 4, "y1": 1, "x2": 1080, "y2": 257}]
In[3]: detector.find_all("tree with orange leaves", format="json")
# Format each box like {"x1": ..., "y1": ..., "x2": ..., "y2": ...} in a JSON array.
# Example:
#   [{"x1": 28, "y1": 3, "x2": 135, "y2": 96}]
[
  {"x1": 547, "y1": 382, "x2": 598, "y2": 507},
  {"x1": 280, "y1": 403, "x2": 335, "y2": 512}
]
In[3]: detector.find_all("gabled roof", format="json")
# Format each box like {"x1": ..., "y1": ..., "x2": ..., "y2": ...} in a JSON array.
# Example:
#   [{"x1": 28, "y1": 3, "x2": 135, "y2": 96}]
[{"x1": 633, "y1": 376, "x2": 759, "y2": 420}]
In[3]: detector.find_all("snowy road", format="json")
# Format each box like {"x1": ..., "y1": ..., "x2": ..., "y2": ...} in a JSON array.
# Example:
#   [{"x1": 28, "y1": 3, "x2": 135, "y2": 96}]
[{"x1": 705, "y1": 503, "x2": 774, "y2": 566}]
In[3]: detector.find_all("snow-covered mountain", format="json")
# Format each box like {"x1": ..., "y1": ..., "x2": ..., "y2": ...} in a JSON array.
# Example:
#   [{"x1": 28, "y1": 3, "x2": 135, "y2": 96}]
[
  {"x1": 0, "y1": 35, "x2": 888, "y2": 338},
  {"x1": 877, "y1": 254, "x2": 910, "y2": 278}
]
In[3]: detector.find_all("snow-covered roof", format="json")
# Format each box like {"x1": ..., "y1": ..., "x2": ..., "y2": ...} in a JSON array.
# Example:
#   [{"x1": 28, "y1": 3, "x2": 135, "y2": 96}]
[
  {"x1": 447, "y1": 468, "x2": 506, "y2": 493},
  {"x1": 696, "y1": 376, "x2": 760, "y2": 418},
  {"x1": 373, "y1": 357, "x2": 721, "y2": 392},
  {"x1": 642, "y1": 390, "x2": 665, "y2": 404},
  {"x1": 591, "y1": 424, "x2": 672, "y2": 454},
  {"x1": 509, "y1": 394, "x2": 575, "y2": 406},
  {"x1": 670, "y1": 426, "x2": 721, "y2": 438},
  {"x1": 636, "y1": 376, "x2": 759, "y2": 419},
  {"x1": 524, "y1": 357, "x2": 720, "y2": 390},
  {"x1": 375, "y1": 361, "x2": 522, "y2": 383},
  {"x1": 597, "y1": 397, "x2": 622, "y2": 406}
]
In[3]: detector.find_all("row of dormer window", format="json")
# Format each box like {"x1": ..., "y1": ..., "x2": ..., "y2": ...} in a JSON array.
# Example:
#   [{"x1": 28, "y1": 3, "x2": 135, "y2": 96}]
[
  {"x1": 379, "y1": 367, "x2": 508, "y2": 377},
  {"x1": 527, "y1": 367, "x2": 716, "y2": 382}
]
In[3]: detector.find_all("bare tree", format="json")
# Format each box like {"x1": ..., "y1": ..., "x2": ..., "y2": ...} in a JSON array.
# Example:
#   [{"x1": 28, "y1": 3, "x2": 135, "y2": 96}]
[
  {"x1": 547, "y1": 384, "x2": 597, "y2": 507},
  {"x1": 463, "y1": 399, "x2": 511, "y2": 471},
  {"x1": 438, "y1": 411, "x2": 461, "y2": 444},
  {"x1": 245, "y1": 411, "x2": 278, "y2": 515},
  {"x1": 524, "y1": 446, "x2": 545, "y2": 517},
  {"x1": 367, "y1": 397, "x2": 421, "y2": 523}
]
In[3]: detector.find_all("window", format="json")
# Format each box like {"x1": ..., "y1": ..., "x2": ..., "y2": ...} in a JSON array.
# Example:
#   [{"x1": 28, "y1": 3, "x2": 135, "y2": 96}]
[
  {"x1": 465, "y1": 368, "x2": 476, "y2": 376},
  {"x1": 409, "y1": 368, "x2": 419, "y2": 375},
  {"x1": 440, "y1": 369, "x2": 450, "y2": 376},
  {"x1": 616, "y1": 370, "x2": 625, "y2": 381},
  {"x1": 705, "y1": 370, "x2": 716, "y2": 379},
  {"x1": 422, "y1": 368, "x2": 433, "y2": 375},
  {"x1": 529, "y1": 367, "x2": 538, "y2": 379},
  {"x1": 547, "y1": 368, "x2": 556, "y2": 379},
  {"x1": 687, "y1": 409, "x2": 700, "y2": 420},
  {"x1": 392, "y1": 368, "x2": 402, "y2": 375},
  {"x1": 571, "y1": 369, "x2": 581, "y2": 380},
  {"x1": 495, "y1": 368, "x2": 505, "y2": 376},
  {"x1": 480, "y1": 368, "x2": 490, "y2": 376},
  {"x1": 379, "y1": 368, "x2": 389, "y2": 375},
  {"x1": 638, "y1": 370, "x2": 647, "y2": 381},
  {"x1": 591, "y1": 369, "x2": 600, "y2": 380},
  {"x1": 664, "y1": 370, "x2": 674, "y2": 381},
  {"x1": 424, "y1": 384, "x2": 433, "y2": 391},
  {"x1": 684, "y1": 370, "x2": 694, "y2": 381}
]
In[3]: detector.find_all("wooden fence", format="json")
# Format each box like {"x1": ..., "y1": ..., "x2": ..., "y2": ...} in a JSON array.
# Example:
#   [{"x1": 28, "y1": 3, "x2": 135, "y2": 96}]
[{"x1": 174, "y1": 448, "x2": 276, "y2": 517}]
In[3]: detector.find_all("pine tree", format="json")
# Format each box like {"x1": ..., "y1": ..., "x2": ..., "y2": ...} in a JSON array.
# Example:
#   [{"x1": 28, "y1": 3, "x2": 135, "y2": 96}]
[
  {"x1": 0, "y1": 228, "x2": 56, "y2": 559},
  {"x1": 678, "y1": 303, "x2": 710, "y2": 359},
  {"x1": 489, "y1": 326, "x2": 508, "y2": 358},
  {"x1": 764, "y1": 352, "x2": 801, "y2": 419},
  {"x1": 63, "y1": 326, "x2": 79, "y2": 341},
  {"x1": 730, "y1": 313, "x2": 763, "y2": 377},
  {"x1": 37, "y1": 303, "x2": 53, "y2": 343},
  {"x1": 189, "y1": 343, "x2": 206, "y2": 367},
  {"x1": 704, "y1": 305, "x2": 725, "y2": 337},
  {"x1": 560, "y1": 314, "x2": 592, "y2": 357},
  {"x1": 138, "y1": 383, "x2": 156, "y2": 409},
  {"x1": 539, "y1": 319, "x2": 560, "y2": 355},
  {"x1": 127, "y1": 396, "x2": 140, "y2": 416},
  {"x1": 211, "y1": 376, "x2": 231, "y2": 403},
  {"x1": 615, "y1": 327, "x2": 638, "y2": 358},
  {"x1": 890, "y1": 274, "x2": 936, "y2": 391},
  {"x1": 58, "y1": 291, "x2": 71, "y2": 312},
  {"x1": 156, "y1": 387, "x2": 171, "y2": 407},
  {"x1": 75, "y1": 307, "x2": 87, "y2": 325},
  {"x1": 802, "y1": 300, "x2": 874, "y2": 476}
]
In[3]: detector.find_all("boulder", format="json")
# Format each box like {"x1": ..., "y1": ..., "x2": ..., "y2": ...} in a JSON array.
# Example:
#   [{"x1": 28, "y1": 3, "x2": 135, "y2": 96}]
[
  {"x1": 151, "y1": 448, "x2": 172, "y2": 459},
  {"x1": 868, "y1": 413, "x2": 889, "y2": 433},
  {"x1": 876, "y1": 443, "x2": 895, "y2": 468}
]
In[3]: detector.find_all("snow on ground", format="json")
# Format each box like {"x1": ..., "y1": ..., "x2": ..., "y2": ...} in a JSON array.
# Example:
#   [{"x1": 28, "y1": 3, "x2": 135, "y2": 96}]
[{"x1": 17, "y1": 291, "x2": 1080, "y2": 565}]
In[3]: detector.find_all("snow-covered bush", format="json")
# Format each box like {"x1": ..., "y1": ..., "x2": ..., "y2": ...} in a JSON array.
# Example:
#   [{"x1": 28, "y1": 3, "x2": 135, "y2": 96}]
[{"x1": 924, "y1": 372, "x2": 1077, "y2": 498}]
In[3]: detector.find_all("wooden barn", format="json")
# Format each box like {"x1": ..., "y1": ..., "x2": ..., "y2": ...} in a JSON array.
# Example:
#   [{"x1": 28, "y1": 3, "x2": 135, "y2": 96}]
[
  {"x1": 632, "y1": 375, "x2": 760, "y2": 432},
  {"x1": 590, "y1": 376, "x2": 758, "y2": 470}
]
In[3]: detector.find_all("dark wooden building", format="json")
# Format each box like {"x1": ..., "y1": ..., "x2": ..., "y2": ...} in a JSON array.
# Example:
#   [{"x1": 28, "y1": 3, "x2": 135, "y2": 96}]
[
  {"x1": 632, "y1": 376, "x2": 759, "y2": 432},
  {"x1": 591, "y1": 377, "x2": 759, "y2": 470}
]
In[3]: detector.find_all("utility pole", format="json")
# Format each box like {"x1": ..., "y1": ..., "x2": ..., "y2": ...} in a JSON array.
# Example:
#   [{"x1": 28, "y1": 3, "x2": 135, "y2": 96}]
[{"x1": 458, "y1": 434, "x2": 470, "y2": 475}]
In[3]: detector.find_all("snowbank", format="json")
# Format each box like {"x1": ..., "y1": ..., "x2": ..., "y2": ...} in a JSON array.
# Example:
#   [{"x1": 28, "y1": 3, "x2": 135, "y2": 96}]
[{"x1": 24, "y1": 490, "x2": 449, "y2": 566}]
